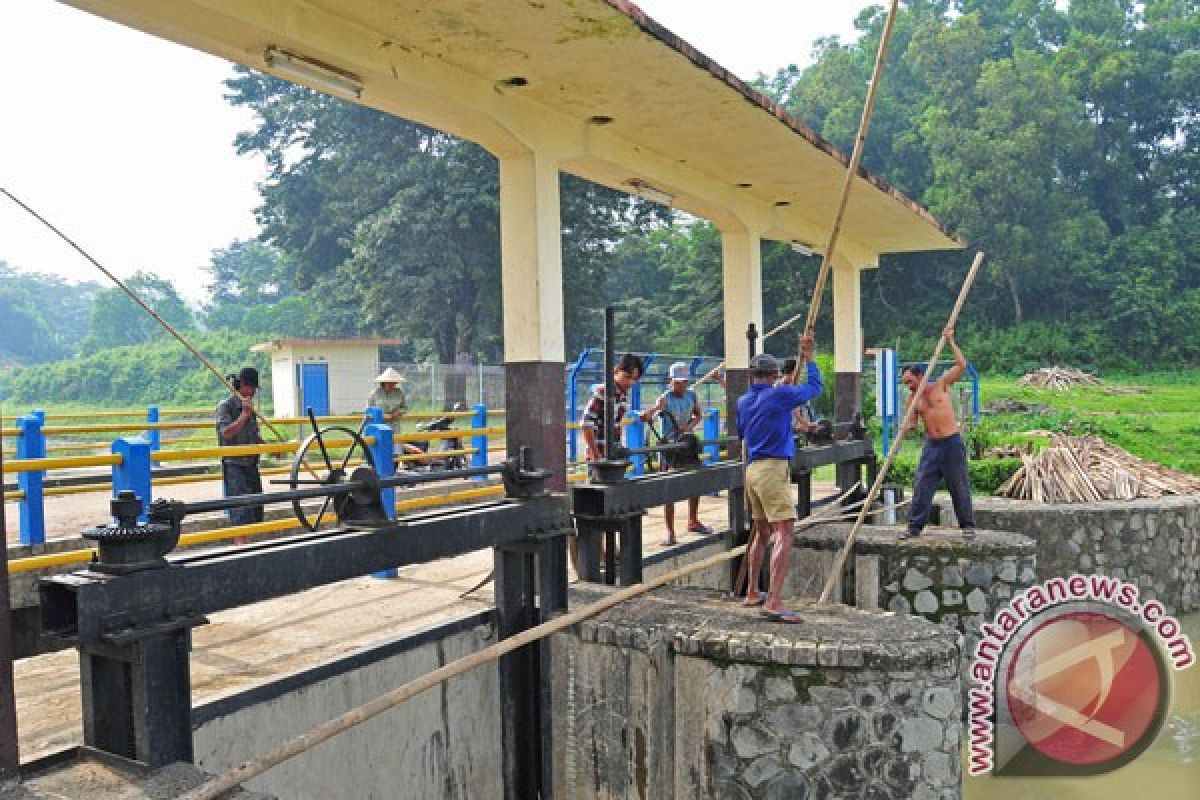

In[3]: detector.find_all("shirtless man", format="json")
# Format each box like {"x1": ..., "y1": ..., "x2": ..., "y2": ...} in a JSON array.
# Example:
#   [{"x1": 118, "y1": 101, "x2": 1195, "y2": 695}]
[{"x1": 897, "y1": 326, "x2": 976, "y2": 539}]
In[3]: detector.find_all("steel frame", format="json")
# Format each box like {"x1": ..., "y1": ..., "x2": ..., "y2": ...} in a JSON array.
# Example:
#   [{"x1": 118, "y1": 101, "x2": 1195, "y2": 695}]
[
  {"x1": 571, "y1": 461, "x2": 746, "y2": 586},
  {"x1": 40, "y1": 488, "x2": 570, "y2": 792}
]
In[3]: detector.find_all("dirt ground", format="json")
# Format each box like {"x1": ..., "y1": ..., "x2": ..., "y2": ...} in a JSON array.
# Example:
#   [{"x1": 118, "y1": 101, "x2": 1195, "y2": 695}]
[{"x1": 10, "y1": 489, "x2": 775, "y2": 761}]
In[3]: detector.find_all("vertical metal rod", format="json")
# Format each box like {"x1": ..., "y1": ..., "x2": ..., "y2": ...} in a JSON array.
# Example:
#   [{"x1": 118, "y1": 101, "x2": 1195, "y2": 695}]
[
  {"x1": 746, "y1": 322, "x2": 758, "y2": 361},
  {"x1": 0, "y1": 412, "x2": 18, "y2": 780},
  {"x1": 603, "y1": 306, "x2": 617, "y2": 454}
]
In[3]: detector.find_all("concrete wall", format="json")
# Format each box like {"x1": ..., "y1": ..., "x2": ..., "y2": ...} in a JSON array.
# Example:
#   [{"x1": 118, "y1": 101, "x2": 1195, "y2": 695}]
[
  {"x1": 643, "y1": 532, "x2": 731, "y2": 591},
  {"x1": 192, "y1": 612, "x2": 503, "y2": 800},
  {"x1": 935, "y1": 495, "x2": 1200, "y2": 615}
]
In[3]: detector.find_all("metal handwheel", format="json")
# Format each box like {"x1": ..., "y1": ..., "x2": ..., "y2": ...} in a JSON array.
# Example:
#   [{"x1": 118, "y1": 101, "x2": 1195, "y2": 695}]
[{"x1": 288, "y1": 422, "x2": 375, "y2": 531}]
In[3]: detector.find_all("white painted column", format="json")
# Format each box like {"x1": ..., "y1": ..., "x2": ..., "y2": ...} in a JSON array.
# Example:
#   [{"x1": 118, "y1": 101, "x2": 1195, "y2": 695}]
[
  {"x1": 499, "y1": 151, "x2": 565, "y2": 363},
  {"x1": 720, "y1": 228, "x2": 763, "y2": 368},
  {"x1": 832, "y1": 255, "x2": 864, "y2": 423},
  {"x1": 497, "y1": 149, "x2": 567, "y2": 489},
  {"x1": 832, "y1": 257, "x2": 862, "y2": 374}
]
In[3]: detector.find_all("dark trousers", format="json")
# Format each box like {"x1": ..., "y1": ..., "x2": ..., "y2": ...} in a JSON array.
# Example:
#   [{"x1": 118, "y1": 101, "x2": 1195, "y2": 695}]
[
  {"x1": 908, "y1": 433, "x2": 975, "y2": 534},
  {"x1": 222, "y1": 460, "x2": 264, "y2": 526}
]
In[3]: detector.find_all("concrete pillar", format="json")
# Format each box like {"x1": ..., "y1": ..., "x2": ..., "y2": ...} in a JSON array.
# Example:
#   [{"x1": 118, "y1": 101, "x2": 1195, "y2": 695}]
[
  {"x1": 720, "y1": 228, "x2": 763, "y2": 436},
  {"x1": 499, "y1": 150, "x2": 567, "y2": 490},
  {"x1": 832, "y1": 257, "x2": 863, "y2": 428}
]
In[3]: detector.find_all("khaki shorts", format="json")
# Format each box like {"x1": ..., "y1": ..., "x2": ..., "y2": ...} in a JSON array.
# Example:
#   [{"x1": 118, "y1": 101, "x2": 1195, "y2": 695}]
[{"x1": 745, "y1": 458, "x2": 795, "y2": 522}]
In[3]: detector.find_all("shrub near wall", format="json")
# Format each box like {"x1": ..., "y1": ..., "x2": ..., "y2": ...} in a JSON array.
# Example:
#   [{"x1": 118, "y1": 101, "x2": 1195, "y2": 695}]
[{"x1": 888, "y1": 455, "x2": 1021, "y2": 495}]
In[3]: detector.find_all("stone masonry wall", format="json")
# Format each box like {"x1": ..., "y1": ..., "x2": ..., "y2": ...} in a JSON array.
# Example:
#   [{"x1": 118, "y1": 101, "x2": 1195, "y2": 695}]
[
  {"x1": 934, "y1": 495, "x2": 1200, "y2": 615},
  {"x1": 790, "y1": 525, "x2": 1037, "y2": 689},
  {"x1": 551, "y1": 585, "x2": 963, "y2": 800}
]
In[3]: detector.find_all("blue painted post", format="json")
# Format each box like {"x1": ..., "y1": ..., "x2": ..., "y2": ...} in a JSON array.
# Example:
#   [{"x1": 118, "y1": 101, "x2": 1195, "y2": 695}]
[
  {"x1": 470, "y1": 404, "x2": 488, "y2": 479},
  {"x1": 16, "y1": 414, "x2": 46, "y2": 545},
  {"x1": 146, "y1": 406, "x2": 161, "y2": 452},
  {"x1": 366, "y1": 406, "x2": 384, "y2": 425},
  {"x1": 31, "y1": 409, "x2": 45, "y2": 425},
  {"x1": 365, "y1": 422, "x2": 398, "y2": 578},
  {"x1": 112, "y1": 436, "x2": 152, "y2": 522},
  {"x1": 703, "y1": 408, "x2": 720, "y2": 463},
  {"x1": 627, "y1": 411, "x2": 645, "y2": 476}
]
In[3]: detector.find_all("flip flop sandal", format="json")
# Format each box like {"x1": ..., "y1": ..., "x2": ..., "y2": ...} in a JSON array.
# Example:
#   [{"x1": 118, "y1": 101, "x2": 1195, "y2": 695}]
[
  {"x1": 741, "y1": 595, "x2": 766, "y2": 607},
  {"x1": 762, "y1": 609, "x2": 804, "y2": 624},
  {"x1": 687, "y1": 524, "x2": 714, "y2": 535},
  {"x1": 659, "y1": 539, "x2": 678, "y2": 547}
]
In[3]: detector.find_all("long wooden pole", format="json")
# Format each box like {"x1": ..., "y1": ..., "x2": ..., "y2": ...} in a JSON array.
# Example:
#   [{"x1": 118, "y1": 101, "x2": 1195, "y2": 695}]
[
  {"x1": 0, "y1": 187, "x2": 293, "y2": 448},
  {"x1": 179, "y1": 500, "x2": 860, "y2": 800},
  {"x1": 786, "y1": 0, "x2": 900, "y2": 377},
  {"x1": 694, "y1": 0, "x2": 902, "y2": 391},
  {"x1": 817, "y1": 251, "x2": 986, "y2": 604}
]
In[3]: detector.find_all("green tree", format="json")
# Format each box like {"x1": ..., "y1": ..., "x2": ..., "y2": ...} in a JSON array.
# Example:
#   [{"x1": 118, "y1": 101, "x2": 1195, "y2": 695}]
[{"x1": 82, "y1": 271, "x2": 196, "y2": 354}]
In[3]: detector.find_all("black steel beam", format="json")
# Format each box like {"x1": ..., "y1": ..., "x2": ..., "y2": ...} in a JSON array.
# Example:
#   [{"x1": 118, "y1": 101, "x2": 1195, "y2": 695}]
[
  {"x1": 790, "y1": 439, "x2": 873, "y2": 472},
  {"x1": 570, "y1": 461, "x2": 744, "y2": 517},
  {"x1": 42, "y1": 496, "x2": 569, "y2": 645}
]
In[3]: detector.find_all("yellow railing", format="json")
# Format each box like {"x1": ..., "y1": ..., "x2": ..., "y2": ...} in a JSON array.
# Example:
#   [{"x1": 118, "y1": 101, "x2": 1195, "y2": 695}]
[{"x1": 6, "y1": 477, "x2": 539, "y2": 575}]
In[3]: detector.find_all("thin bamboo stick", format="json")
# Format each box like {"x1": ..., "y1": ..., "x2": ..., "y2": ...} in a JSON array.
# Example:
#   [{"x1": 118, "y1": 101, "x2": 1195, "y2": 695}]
[{"x1": 817, "y1": 252, "x2": 986, "y2": 604}]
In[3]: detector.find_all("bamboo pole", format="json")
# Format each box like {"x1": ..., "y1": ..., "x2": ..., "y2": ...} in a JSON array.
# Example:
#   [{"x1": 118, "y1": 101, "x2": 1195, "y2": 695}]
[
  {"x1": 817, "y1": 251, "x2": 986, "y2": 604},
  {"x1": 179, "y1": 498, "x2": 869, "y2": 800},
  {"x1": 791, "y1": 0, "x2": 901, "y2": 366},
  {"x1": 0, "y1": 187, "x2": 296, "y2": 451}
]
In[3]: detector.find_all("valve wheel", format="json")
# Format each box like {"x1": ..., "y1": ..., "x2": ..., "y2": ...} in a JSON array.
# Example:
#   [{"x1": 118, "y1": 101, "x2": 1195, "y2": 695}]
[{"x1": 289, "y1": 426, "x2": 375, "y2": 531}]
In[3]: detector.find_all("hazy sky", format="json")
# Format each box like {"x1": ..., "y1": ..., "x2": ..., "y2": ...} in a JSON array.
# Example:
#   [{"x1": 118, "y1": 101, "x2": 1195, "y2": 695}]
[{"x1": 0, "y1": 1, "x2": 876, "y2": 304}]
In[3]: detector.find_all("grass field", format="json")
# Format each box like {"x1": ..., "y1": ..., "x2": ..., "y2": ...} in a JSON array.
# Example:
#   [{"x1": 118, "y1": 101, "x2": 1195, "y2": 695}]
[{"x1": 975, "y1": 368, "x2": 1200, "y2": 475}]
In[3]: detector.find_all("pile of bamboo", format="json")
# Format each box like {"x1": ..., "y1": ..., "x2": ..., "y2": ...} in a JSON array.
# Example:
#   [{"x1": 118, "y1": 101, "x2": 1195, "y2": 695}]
[
  {"x1": 1017, "y1": 366, "x2": 1101, "y2": 390},
  {"x1": 997, "y1": 434, "x2": 1200, "y2": 502}
]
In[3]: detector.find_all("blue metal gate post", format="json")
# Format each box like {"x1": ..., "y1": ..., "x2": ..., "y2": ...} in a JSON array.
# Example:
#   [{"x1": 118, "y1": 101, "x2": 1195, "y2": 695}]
[
  {"x1": 471, "y1": 404, "x2": 488, "y2": 478},
  {"x1": 16, "y1": 415, "x2": 46, "y2": 544},
  {"x1": 112, "y1": 437, "x2": 152, "y2": 522},
  {"x1": 627, "y1": 412, "x2": 645, "y2": 476},
  {"x1": 365, "y1": 422, "x2": 398, "y2": 578},
  {"x1": 703, "y1": 408, "x2": 720, "y2": 462},
  {"x1": 146, "y1": 406, "x2": 161, "y2": 452}
]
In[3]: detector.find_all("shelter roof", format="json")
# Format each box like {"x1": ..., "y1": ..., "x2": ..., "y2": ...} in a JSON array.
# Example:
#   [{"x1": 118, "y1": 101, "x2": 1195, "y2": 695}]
[
  {"x1": 251, "y1": 338, "x2": 402, "y2": 352},
  {"x1": 66, "y1": 0, "x2": 961, "y2": 257}
]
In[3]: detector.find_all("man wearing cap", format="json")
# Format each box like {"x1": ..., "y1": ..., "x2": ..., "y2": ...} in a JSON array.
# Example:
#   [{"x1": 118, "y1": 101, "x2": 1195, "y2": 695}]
[
  {"x1": 640, "y1": 362, "x2": 711, "y2": 545},
  {"x1": 736, "y1": 334, "x2": 823, "y2": 623},
  {"x1": 368, "y1": 367, "x2": 407, "y2": 424},
  {"x1": 216, "y1": 367, "x2": 266, "y2": 526}
]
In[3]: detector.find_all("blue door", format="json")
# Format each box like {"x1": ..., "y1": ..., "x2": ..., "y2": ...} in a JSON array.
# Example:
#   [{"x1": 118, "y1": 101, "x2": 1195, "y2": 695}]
[{"x1": 300, "y1": 363, "x2": 330, "y2": 416}]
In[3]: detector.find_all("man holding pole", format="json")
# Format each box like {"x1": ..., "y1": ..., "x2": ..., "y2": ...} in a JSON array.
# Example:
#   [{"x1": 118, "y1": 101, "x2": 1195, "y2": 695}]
[
  {"x1": 897, "y1": 325, "x2": 976, "y2": 539},
  {"x1": 737, "y1": 334, "x2": 823, "y2": 622},
  {"x1": 216, "y1": 367, "x2": 265, "y2": 527}
]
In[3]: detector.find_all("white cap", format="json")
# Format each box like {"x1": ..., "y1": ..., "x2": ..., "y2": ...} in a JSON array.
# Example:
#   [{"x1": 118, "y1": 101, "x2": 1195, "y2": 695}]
[
  {"x1": 375, "y1": 367, "x2": 405, "y2": 383},
  {"x1": 668, "y1": 362, "x2": 689, "y2": 381}
]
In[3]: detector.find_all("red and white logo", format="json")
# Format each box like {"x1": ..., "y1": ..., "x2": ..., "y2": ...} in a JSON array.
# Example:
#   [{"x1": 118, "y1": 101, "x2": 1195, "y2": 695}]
[{"x1": 1005, "y1": 611, "x2": 1164, "y2": 769}]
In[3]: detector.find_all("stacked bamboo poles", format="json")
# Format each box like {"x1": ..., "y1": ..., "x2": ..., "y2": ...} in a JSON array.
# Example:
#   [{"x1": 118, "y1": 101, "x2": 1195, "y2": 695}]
[
  {"x1": 1017, "y1": 367, "x2": 1101, "y2": 390},
  {"x1": 997, "y1": 434, "x2": 1200, "y2": 502}
]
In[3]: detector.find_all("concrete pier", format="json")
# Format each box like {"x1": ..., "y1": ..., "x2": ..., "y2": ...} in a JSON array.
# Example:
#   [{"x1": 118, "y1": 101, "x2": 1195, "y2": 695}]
[
  {"x1": 789, "y1": 524, "x2": 1036, "y2": 690},
  {"x1": 551, "y1": 585, "x2": 963, "y2": 799}
]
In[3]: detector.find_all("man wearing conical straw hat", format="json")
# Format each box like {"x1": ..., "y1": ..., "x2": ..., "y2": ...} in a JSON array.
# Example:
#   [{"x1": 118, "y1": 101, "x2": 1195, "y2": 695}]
[{"x1": 369, "y1": 367, "x2": 407, "y2": 424}]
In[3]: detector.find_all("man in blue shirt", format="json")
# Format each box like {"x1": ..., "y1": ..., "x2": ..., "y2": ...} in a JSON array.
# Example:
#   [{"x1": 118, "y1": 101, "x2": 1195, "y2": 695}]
[{"x1": 736, "y1": 334, "x2": 823, "y2": 622}]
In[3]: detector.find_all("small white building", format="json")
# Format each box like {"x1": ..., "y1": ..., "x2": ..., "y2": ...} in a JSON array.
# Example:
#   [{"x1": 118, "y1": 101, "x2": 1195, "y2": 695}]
[{"x1": 251, "y1": 338, "x2": 402, "y2": 417}]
